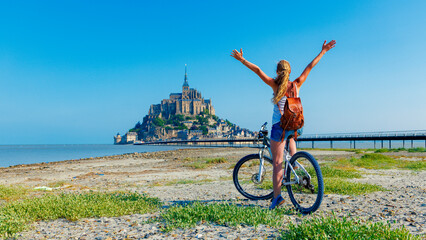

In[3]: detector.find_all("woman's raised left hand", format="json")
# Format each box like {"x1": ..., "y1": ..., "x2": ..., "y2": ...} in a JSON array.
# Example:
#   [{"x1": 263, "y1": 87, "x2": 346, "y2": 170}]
[{"x1": 231, "y1": 48, "x2": 244, "y2": 62}]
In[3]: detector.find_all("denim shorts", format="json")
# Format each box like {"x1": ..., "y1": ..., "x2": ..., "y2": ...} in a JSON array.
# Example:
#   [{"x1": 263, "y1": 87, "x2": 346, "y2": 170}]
[{"x1": 270, "y1": 122, "x2": 303, "y2": 142}]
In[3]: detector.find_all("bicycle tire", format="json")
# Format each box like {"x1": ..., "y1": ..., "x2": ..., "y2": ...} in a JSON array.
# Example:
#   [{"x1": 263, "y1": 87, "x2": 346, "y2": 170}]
[
  {"x1": 233, "y1": 154, "x2": 274, "y2": 200},
  {"x1": 285, "y1": 151, "x2": 324, "y2": 214}
]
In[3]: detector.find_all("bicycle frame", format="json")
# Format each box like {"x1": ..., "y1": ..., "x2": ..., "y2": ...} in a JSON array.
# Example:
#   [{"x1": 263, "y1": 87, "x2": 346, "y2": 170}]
[
  {"x1": 233, "y1": 122, "x2": 324, "y2": 213},
  {"x1": 256, "y1": 122, "x2": 311, "y2": 186}
]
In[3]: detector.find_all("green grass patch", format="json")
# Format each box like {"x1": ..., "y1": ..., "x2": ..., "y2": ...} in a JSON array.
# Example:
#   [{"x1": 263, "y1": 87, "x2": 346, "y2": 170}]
[
  {"x1": 401, "y1": 161, "x2": 426, "y2": 170},
  {"x1": 205, "y1": 157, "x2": 227, "y2": 164},
  {"x1": 165, "y1": 179, "x2": 196, "y2": 185},
  {"x1": 257, "y1": 180, "x2": 273, "y2": 190},
  {"x1": 185, "y1": 161, "x2": 208, "y2": 169},
  {"x1": 282, "y1": 215, "x2": 419, "y2": 240},
  {"x1": 150, "y1": 178, "x2": 213, "y2": 186},
  {"x1": 159, "y1": 202, "x2": 418, "y2": 239},
  {"x1": 319, "y1": 165, "x2": 362, "y2": 179},
  {"x1": 374, "y1": 148, "x2": 408, "y2": 153},
  {"x1": 324, "y1": 178, "x2": 387, "y2": 195},
  {"x1": 164, "y1": 179, "x2": 213, "y2": 186},
  {"x1": 408, "y1": 147, "x2": 426, "y2": 153},
  {"x1": 374, "y1": 148, "x2": 391, "y2": 153},
  {"x1": 334, "y1": 153, "x2": 426, "y2": 170},
  {"x1": 0, "y1": 185, "x2": 30, "y2": 201},
  {"x1": 339, "y1": 153, "x2": 398, "y2": 169},
  {"x1": 185, "y1": 157, "x2": 228, "y2": 169},
  {"x1": 0, "y1": 191, "x2": 161, "y2": 238},
  {"x1": 159, "y1": 202, "x2": 292, "y2": 231},
  {"x1": 373, "y1": 147, "x2": 425, "y2": 153}
]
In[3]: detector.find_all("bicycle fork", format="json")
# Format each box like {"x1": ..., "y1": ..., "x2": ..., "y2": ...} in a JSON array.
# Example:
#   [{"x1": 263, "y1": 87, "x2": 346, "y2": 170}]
[{"x1": 256, "y1": 146, "x2": 268, "y2": 182}]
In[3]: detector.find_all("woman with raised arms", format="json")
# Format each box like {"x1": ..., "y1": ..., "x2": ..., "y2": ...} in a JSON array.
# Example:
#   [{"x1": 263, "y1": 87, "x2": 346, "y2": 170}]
[{"x1": 231, "y1": 40, "x2": 336, "y2": 209}]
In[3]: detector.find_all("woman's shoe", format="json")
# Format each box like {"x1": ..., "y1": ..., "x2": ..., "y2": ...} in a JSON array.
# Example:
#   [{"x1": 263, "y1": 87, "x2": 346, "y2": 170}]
[{"x1": 269, "y1": 195, "x2": 285, "y2": 210}]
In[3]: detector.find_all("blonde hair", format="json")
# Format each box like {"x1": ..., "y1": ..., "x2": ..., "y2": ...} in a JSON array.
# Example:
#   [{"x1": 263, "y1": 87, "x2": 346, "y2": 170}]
[{"x1": 272, "y1": 60, "x2": 291, "y2": 104}]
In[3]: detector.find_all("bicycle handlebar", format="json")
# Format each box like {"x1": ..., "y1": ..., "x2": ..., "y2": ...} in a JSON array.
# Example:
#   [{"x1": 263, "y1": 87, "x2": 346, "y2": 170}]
[
  {"x1": 257, "y1": 122, "x2": 268, "y2": 140},
  {"x1": 260, "y1": 122, "x2": 267, "y2": 131}
]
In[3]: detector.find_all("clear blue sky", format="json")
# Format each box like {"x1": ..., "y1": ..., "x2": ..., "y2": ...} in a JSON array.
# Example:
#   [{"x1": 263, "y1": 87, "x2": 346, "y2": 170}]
[{"x1": 1, "y1": 0, "x2": 425, "y2": 144}]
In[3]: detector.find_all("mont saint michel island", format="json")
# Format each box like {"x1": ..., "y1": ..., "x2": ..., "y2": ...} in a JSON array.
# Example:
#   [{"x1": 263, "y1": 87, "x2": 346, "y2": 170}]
[{"x1": 114, "y1": 67, "x2": 255, "y2": 144}]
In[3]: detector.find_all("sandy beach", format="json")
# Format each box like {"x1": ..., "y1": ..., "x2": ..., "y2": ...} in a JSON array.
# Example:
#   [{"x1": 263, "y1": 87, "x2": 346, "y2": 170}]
[{"x1": 1, "y1": 147, "x2": 424, "y2": 239}]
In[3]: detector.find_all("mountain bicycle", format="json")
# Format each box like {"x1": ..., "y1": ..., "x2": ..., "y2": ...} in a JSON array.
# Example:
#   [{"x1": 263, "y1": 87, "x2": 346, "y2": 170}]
[{"x1": 233, "y1": 122, "x2": 324, "y2": 214}]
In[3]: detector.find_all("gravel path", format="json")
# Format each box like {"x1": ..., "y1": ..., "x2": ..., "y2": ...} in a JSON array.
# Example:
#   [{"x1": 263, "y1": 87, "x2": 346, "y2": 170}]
[{"x1": 0, "y1": 147, "x2": 423, "y2": 239}]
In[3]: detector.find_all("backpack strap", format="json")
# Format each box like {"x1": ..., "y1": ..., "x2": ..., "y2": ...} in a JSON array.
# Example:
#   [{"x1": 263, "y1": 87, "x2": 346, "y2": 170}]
[
  {"x1": 290, "y1": 82, "x2": 299, "y2": 141},
  {"x1": 287, "y1": 81, "x2": 297, "y2": 98}
]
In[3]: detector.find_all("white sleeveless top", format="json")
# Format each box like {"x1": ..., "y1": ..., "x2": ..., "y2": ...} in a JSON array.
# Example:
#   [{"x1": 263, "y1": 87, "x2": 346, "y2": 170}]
[
  {"x1": 271, "y1": 83, "x2": 299, "y2": 125},
  {"x1": 272, "y1": 96, "x2": 286, "y2": 125}
]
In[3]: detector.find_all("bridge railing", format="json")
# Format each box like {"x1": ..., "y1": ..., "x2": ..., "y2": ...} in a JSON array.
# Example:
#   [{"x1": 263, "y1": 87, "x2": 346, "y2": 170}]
[{"x1": 299, "y1": 130, "x2": 426, "y2": 140}]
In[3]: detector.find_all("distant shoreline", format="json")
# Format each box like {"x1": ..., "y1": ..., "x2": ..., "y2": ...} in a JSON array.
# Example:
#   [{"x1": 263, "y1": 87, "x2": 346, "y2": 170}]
[{"x1": 0, "y1": 144, "x2": 189, "y2": 168}]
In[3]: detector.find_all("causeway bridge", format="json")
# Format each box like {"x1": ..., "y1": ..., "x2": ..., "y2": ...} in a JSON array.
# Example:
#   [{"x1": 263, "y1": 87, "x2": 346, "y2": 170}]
[
  {"x1": 135, "y1": 130, "x2": 426, "y2": 149},
  {"x1": 295, "y1": 130, "x2": 426, "y2": 149}
]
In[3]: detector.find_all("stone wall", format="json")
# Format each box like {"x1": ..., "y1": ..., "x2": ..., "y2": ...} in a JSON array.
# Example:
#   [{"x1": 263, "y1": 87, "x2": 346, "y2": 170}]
[{"x1": 149, "y1": 90, "x2": 215, "y2": 118}]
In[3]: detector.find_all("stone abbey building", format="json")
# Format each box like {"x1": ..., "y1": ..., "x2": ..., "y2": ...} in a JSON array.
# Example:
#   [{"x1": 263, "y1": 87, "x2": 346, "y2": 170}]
[
  {"x1": 114, "y1": 66, "x2": 219, "y2": 144},
  {"x1": 148, "y1": 66, "x2": 215, "y2": 119},
  {"x1": 115, "y1": 66, "x2": 254, "y2": 144}
]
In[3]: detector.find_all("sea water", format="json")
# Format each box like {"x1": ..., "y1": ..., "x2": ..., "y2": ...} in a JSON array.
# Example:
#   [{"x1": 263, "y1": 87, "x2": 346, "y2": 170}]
[
  {"x1": 1, "y1": 140, "x2": 424, "y2": 168},
  {"x1": 0, "y1": 144, "x2": 189, "y2": 168}
]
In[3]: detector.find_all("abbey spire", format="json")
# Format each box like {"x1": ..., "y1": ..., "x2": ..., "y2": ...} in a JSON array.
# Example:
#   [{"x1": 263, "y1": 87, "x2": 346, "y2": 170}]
[{"x1": 183, "y1": 64, "x2": 189, "y2": 89}]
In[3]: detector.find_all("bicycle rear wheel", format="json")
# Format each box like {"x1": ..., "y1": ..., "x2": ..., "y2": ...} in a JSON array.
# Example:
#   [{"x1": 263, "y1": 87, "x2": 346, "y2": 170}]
[
  {"x1": 233, "y1": 154, "x2": 274, "y2": 200},
  {"x1": 285, "y1": 151, "x2": 324, "y2": 214}
]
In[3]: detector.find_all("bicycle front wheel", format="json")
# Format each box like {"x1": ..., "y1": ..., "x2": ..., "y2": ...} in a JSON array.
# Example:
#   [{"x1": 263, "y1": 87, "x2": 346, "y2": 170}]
[
  {"x1": 233, "y1": 154, "x2": 274, "y2": 200},
  {"x1": 285, "y1": 151, "x2": 324, "y2": 214}
]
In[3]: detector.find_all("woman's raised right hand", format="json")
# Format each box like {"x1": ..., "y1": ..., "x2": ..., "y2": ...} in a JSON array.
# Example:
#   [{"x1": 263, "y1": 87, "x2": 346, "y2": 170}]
[{"x1": 322, "y1": 40, "x2": 336, "y2": 52}]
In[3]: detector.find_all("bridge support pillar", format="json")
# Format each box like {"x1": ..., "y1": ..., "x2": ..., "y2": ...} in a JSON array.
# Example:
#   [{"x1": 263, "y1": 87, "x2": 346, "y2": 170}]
[
  {"x1": 403, "y1": 140, "x2": 405, "y2": 148},
  {"x1": 354, "y1": 141, "x2": 356, "y2": 149},
  {"x1": 381, "y1": 140, "x2": 384, "y2": 149},
  {"x1": 411, "y1": 140, "x2": 413, "y2": 148},
  {"x1": 330, "y1": 140, "x2": 333, "y2": 149},
  {"x1": 389, "y1": 140, "x2": 391, "y2": 149},
  {"x1": 312, "y1": 141, "x2": 314, "y2": 149}
]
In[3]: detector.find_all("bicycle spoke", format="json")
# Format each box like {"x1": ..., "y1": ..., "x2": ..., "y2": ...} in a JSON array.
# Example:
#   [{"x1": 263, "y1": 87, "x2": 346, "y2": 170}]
[{"x1": 286, "y1": 152, "x2": 324, "y2": 214}]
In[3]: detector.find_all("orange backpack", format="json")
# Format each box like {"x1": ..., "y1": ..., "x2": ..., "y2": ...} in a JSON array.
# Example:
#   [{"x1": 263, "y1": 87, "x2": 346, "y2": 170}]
[{"x1": 279, "y1": 81, "x2": 304, "y2": 140}]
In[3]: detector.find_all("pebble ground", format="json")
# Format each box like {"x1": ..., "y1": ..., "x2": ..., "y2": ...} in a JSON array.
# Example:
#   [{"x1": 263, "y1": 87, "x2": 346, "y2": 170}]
[{"x1": 2, "y1": 148, "x2": 424, "y2": 239}]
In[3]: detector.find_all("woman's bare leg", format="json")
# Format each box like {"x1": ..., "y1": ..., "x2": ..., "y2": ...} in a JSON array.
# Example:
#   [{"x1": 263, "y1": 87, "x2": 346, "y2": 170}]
[
  {"x1": 289, "y1": 138, "x2": 297, "y2": 156},
  {"x1": 270, "y1": 139, "x2": 285, "y2": 198}
]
